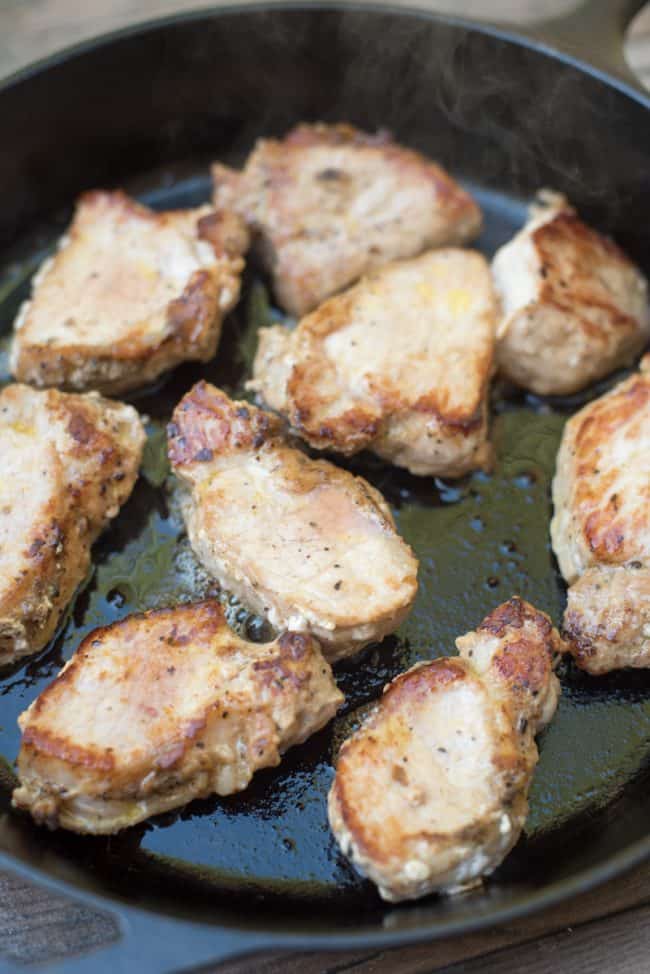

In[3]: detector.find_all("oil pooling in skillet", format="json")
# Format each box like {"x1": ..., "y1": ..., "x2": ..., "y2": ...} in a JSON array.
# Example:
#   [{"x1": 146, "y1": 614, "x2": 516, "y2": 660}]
[{"x1": 1, "y1": 175, "x2": 650, "y2": 903}]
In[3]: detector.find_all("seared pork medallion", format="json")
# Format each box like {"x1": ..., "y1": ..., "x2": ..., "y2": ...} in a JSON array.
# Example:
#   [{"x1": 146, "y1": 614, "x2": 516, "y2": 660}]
[
  {"x1": 168, "y1": 382, "x2": 418, "y2": 661},
  {"x1": 552, "y1": 359, "x2": 650, "y2": 674},
  {"x1": 0, "y1": 384, "x2": 144, "y2": 665},
  {"x1": 212, "y1": 123, "x2": 482, "y2": 316},
  {"x1": 13, "y1": 601, "x2": 343, "y2": 834},
  {"x1": 492, "y1": 191, "x2": 649, "y2": 396},
  {"x1": 11, "y1": 191, "x2": 248, "y2": 395},
  {"x1": 251, "y1": 249, "x2": 497, "y2": 477},
  {"x1": 329, "y1": 598, "x2": 564, "y2": 902}
]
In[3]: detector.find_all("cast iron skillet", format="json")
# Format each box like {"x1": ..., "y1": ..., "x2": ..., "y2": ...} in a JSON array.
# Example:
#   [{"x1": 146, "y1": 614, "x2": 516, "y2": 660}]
[{"x1": 1, "y1": 2, "x2": 649, "y2": 970}]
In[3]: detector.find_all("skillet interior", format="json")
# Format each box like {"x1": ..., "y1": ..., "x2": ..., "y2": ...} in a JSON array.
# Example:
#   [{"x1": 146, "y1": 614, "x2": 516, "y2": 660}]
[{"x1": 1, "y1": 2, "x2": 650, "y2": 942}]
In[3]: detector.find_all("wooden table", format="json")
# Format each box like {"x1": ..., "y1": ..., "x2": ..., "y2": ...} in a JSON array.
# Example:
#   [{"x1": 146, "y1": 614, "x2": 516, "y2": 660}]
[{"x1": 1, "y1": 2, "x2": 650, "y2": 971}]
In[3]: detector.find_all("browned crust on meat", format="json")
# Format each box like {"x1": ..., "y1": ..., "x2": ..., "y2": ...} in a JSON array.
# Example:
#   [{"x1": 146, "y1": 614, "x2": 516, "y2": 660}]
[
  {"x1": 166, "y1": 270, "x2": 223, "y2": 350},
  {"x1": 491, "y1": 638, "x2": 555, "y2": 696},
  {"x1": 283, "y1": 124, "x2": 480, "y2": 226},
  {"x1": 0, "y1": 503, "x2": 71, "y2": 664},
  {"x1": 288, "y1": 359, "x2": 486, "y2": 449},
  {"x1": 330, "y1": 600, "x2": 563, "y2": 896},
  {"x1": 38, "y1": 599, "x2": 226, "y2": 678},
  {"x1": 19, "y1": 731, "x2": 115, "y2": 773},
  {"x1": 213, "y1": 124, "x2": 482, "y2": 317},
  {"x1": 570, "y1": 374, "x2": 650, "y2": 564},
  {"x1": 533, "y1": 213, "x2": 640, "y2": 339},
  {"x1": 11, "y1": 191, "x2": 245, "y2": 396},
  {"x1": 197, "y1": 209, "x2": 251, "y2": 259},
  {"x1": 563, "y1": 611, "x2": 599, "y2": 667},
  {"x1": 167, "y1": 381, "x2": 283, "y2": 469},
  {"x1": 562, "y1": 566, "x2": 650, "y2": 674},
  {"x1": 379, "y1": 656, "x2": 466, "y2": 704},
  {"x1": 332, "y1": 658, "x2": 529, "y2": 870},
  {"x1": 14, "y1": 270, "x2": 230, "y2": 397},
  {"x1": 277, "y1": 630, "x2": 318, "y2": 659},
  {"x1": 14, "y1": 600, "x2": 343, "y2": 832},
  {"x1": 22, "y1": 601, "x2": 229, "y2": 775},
  {"x1": 332, "y1": 658, "x2": 471, "y2": 863},
  {"x1": 279, "y1": 288, "x2": 383, "y2": 452},
  {"x1": 293, "y1": 403, "x2": 382, "y2": 454},
  {"x1": 253, "y1": 630, "x2": 323, "y2": 693},
  {"x1": 478, "y1": 596, "x2": 553, "y2": 638},
  {"x1": 0, "y1": 385, "x2": 144, "y2": 664},
  {"x1": 477, "y1": 597, "x2": 565, "y2": 695},
  {"x1": 410, "y1": 393, "x2": 485, "y2": 432},
  {"x1": 288, "y1": 360, "x2": 381, "y2": 455},
  {"x1": 273, "y1": 256, "x2": 492, "y2": 457},
  {"x1": 168, "y1": 381, "x2": 417, "y2": 657},
  {"x1": 47, "y1": 392, "x2": 143, "y2": 514},
  {"x1": 495, "y1": 205, "x2": 649, "y2": 396}
]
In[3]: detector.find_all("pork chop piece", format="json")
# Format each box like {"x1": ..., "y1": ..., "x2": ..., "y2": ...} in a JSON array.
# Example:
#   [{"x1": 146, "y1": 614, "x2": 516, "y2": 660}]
[
  {"x1": 0, "y1": 383, "x2": 144, "y2": 666},
  {"x1": 563, "y1": 566, "x2": 650, "y2": 676},
  {"x1": 551, "y1": 360, "x2": 650, "y2": 673},
  {"x1": 329, "y1": 597, "x2": 564, "y2": 902},
  {"x1": 168, "y1": 382, "x2": 418, "y2": 661},
  {"x1": 10, "y1": 190, "x2": 248, "y2": 395},
  {"x1": 250, "y1": 249, "x2": 497, "y2": 477},
  {"x1": 492, "y1": 191, "x2": 649, "y2": 396},
  {"x1": 212, "y1": 123, "x2": 482, "y2": 317},
  {"x1": 13, "y1": 600, "x2": 343, "y2": 833}
]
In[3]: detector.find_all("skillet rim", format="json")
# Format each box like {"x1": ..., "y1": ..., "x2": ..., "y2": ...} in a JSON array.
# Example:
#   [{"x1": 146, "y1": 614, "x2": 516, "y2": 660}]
[
  {"x1": 2, "y1": 830, "x2": 650, "y2": 951},
  {"x1": 1, "y1": 0, "x2": 650, "y2": 956},
  {"x1": 0, "y1": 0, "x2": 649, "y2": 108}
]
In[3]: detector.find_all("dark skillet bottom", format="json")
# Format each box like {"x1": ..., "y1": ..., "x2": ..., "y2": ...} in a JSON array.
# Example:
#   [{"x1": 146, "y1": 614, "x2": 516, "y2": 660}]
[{"x1": 1, "y1": 170, "x2": 650, "y2": 936}]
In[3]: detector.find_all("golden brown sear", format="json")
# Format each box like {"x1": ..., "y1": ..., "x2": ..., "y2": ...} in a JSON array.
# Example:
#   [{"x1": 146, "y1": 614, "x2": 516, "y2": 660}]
[
  {"x1": 13, "y1": 601, "x2": 343, "y2": 833},
  {"x1": 168, "y1": 382, "x2": 418, "y2": 661},
  {"x1": 11, "y1": 191, "x2": 248, "y2": 395},
  {"x1": 0, "y1": 383, "x2": 144, "y2": 665},
  {"x1": 552, "y1": 360, "x2": 650, "y2": 673},
  {"x1": 251, "y1": 249, "x2": 497, "y2": 477},
  {"x1": 328, "y1": 598, "x2": 564, "y2": 902},
  {"x1": 493, "y1": 191, "x2": 649, "y2": 395},
  {"x1": 213, "y1": 123, "x2": 482, "y2": 316}
]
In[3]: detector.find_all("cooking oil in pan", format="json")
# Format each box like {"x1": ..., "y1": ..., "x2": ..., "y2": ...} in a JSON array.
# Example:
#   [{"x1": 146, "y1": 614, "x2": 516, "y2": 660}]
[{"x1": 1, "y1": 179, "x2": 650, "y2": 909}]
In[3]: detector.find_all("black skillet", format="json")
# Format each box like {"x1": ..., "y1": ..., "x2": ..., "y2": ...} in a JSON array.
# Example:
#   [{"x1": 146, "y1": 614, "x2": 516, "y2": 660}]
[{"x1": 0, "y1": 2, "x2": 649, "y2": 971}]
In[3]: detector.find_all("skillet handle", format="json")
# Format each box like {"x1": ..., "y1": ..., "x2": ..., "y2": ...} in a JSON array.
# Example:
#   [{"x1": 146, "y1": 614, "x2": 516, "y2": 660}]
[
  {"x1": 0, "y1": 855, "x2": 268, "y2": 974},
  {"x1": 498, "y1": 0, "x2": 648, "y2": 97},
  {"x1": 0, "y1": 905, "x2": 265, "y2": 974},
  {"x1": 54, "y1": 904, "x2": 268, "y2": 974}
]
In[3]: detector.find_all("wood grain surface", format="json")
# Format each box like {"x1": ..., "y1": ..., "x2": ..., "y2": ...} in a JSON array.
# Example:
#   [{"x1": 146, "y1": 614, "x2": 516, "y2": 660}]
[{"x1": 1, "y1": 2, "x2": 649, "y2": 972}]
